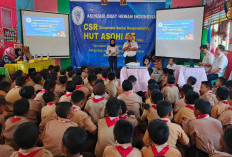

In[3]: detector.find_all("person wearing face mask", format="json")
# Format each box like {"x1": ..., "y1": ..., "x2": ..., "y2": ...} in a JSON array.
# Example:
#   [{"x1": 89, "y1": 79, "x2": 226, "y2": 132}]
[
  {"x1": 106, "y1": 39, "x2": 119, "y2": 72},
  {"x1": 123, "y1": 34, "x2": 138, "y2": 64}
]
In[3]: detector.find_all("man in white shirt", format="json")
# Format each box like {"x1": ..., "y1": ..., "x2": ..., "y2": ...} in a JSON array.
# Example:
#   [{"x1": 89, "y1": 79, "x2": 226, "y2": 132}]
[
  {"x1": 207, "y1": 45, "x2": 228, "y2": 81},
  {"x1": 123, "y1": 34, "x2": 138, "y2": 64},
  {"x1": 198, "y1": 45, "x2": 215, "y2": 72}
]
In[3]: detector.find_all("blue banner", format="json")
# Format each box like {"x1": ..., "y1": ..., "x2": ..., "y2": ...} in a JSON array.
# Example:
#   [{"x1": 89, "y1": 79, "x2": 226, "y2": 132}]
[{"x1": 70, "y1": 2, "x2": 165, "y2": 68}]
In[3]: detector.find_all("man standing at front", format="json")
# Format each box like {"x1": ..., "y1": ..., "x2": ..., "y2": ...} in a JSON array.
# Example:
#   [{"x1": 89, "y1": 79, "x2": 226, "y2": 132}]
[
  {"x1": 207, "y1": 45, "x2": 228, "y2": 81},
  {"x1": 123, "y1": 34, "x2": 138, "y2": 64},
  {"x1": 198, "y1": 45, "x2": 215, "y2": 72}
]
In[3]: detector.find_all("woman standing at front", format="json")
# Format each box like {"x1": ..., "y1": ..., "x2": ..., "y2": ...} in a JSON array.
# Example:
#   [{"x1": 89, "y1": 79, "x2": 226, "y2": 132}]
[{"x1": 106, "y1": 39, "x2": 119, "y2": 72}]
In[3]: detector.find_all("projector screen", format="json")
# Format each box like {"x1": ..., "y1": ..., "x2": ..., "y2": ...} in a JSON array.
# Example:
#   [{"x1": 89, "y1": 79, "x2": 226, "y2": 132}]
[
  {"x1": 21, "y1": 10, "x2": 70, "y2": 57},
  {"x1": 155, "y1": 6, "x2": 204, "y2": 60}
]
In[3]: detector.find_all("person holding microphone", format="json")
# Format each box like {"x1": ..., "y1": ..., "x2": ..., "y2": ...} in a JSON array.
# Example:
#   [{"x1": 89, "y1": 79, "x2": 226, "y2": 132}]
[
  {"x1": 106, "y1": 39, "x2": 119, "y2": 72},
  {"x1": 123, "y1": 34, "x2": 138, "y2": 64}
]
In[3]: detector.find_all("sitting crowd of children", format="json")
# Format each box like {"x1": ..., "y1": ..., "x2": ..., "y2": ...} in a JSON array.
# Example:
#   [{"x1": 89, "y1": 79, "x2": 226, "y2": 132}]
[{"x1": 0, "y1": 64, "x2": 232, "y2": 157}]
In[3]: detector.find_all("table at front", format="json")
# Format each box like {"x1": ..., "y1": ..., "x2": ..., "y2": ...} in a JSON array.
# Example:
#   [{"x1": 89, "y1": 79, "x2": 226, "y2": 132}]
[
  {"x1": 120, "y1": 67, "x2": 150, "y2": 92},
  {"x1": 174, "y1": 66, "x2": 208, "y2": 89},
  {"x1": 4, "y1": 59, "x2": 56, "y2": 74}
]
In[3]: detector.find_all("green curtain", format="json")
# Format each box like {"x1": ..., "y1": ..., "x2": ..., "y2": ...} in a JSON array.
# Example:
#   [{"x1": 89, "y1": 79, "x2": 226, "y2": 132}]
[{"x1": 57, "y1": 0, "x2": 72, "y2": 69}]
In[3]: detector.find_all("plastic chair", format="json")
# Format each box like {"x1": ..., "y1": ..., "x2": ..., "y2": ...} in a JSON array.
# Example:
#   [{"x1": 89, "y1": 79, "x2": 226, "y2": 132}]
[{"x1": 211, "y1": 66, "x2": 227, "y2": 85}]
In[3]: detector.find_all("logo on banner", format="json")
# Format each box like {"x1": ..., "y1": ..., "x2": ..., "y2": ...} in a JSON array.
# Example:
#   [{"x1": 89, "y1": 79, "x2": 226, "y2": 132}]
[{"x1": 72, "y1": 6, "x2": 85, "y2": 25}]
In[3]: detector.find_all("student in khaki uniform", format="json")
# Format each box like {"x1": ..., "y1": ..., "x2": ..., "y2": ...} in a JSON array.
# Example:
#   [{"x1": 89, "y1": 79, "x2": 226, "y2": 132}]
[
  {"x1": 144, "y1": 83, "x2": 160, "y2": 106},
  {"x1": 118, "y1": 80, "x2": 142, "y2": 118},
  {"x1": 158, "y1": 68, "x2": 168, "y2": 88},
  {"x1": 200, "y1": 81, "x2": 218, "y2": 106},
  {"x1": 54, "y1": 75, "x2": 67, "y2": 97},
  {"x1": 59, "y1": 81, "x2": 76, "y2": 102},
  {"x1": 225, "y1": 80, "x2": 232, "y2": 91},
  {"x1": 117, "y1": 75, "x2": 137, "y2": 96},
  {"x1": 3, "y1": 99, "x2": 30, "y2": 150},
  {"x1": 143, "y1": 100, "x2": 189, "y2": 148},
  {"x1": 10, "y1": 71, "x2": 23, "y2": 89},
  {"x1": 211, "y1": 87, "x2": 230, "y2": 119},
  {"x1": 81, "y1": 66, "x2": 88, "y2": 80},
  {"x1": 185, "y1": 99, "x2": 223, "y2": 157},
  {"x1": 10, "y1": 122, "x2": 52, "y2": 157},
  {"x1": 62, "y1": 127, "x2": 89, "y2": 157},
  {"x1": 187, "y1": 76, "x2": 200, "y2": 94},
  {"x1": 103, "y1": 119, "x2": 142, "y2": 157},
  {"x1": 19, "y1": 86, "x2": 41, "y2": 124},
  {"x1": 85, "y1": 74, "x2": 97, "y2": 92},
  {"x1": 141, "y1": 119, "x2": 182, "y2": 157},
  {"x1": 39, "y1": 91, "x2": 57, "y2": 133},
  {"x1": 71, "y1": 90, "x2": 97, "y2": 134},
  {"x1": 161, "y1": 75, "x2": 180, "y2": 104},
  {"x1": 67, "y1": 71, "x2": 75, "y2": 81},
  {"x1": 95, "y1": 98, "x2": 121, "y2": 157},
  {"x1": 72, "y1": 75, "x2": 91, "y2": 100},
  {"x1": 34, "y1": 80, "x2": 56, "y2": 105},
  {"x1": 140, "y1": 89, "x2": 163, "y2": 123},
  {"x1": 41, "y1": 102, "x2": 77, "y2": 157},
  {"x1": 174, "y1": 84, "x2": 193, "y2": 113},
  {"x1": 118, "y1": 100, "x2": 138, "y2": 128},
  {"x1": 105, "y1": 72, "x2": 119, "y2": 98},
  {"x1": 0, "y1": 96, "x2": 7, "y2": 127},
  {"x1": 208, "y1": 126, "x2": 232, "y2": 157},
  {"x1": 218, "y1": 91, "x2": 232, "y2": 129},
  {"x1": 174, "y1": 91, "x2": 199, "y2": 125},
  {"x1": 0, "y1": 124, "x2": 14, "y2": 157},
  {"x1": 25, "y1": 71, "x2": 36, "y2": 87},
  {"x1": 85, "y1": 82, "x2": 107, "y2": 124},
  {"x1": 213, "y1": 77, "x2": 227, "y2": 94},
  {"x1": 0, "y1": 81, "x2": 11, "y2": 97},
  {"x1": 5, "y1": 76, "x2": 26, "y2": 104},
  {"x1": 32, "y1": 75, "x2": 43, "y2": 93}
]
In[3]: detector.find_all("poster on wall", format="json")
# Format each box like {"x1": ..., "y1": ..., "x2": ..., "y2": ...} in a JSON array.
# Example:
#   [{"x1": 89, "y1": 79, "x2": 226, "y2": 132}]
[
  {"x1": 4, "y1": 29, "x2": 17, "y2": 43},
  {"x1": 0, "y1": 28, "x2": 4, "y2": 48},
  {"x1": 70, "y1": 1, "x2": 165, "y2": 68}
]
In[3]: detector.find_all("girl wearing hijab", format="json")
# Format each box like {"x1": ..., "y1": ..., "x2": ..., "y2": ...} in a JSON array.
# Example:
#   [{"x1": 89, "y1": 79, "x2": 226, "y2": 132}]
[
  {"x1": 106, "y1": 39, "x2": 119, "y2": 72},
  {"x1": 3, "y1": 47, "x2": 22, "y2": 64}
]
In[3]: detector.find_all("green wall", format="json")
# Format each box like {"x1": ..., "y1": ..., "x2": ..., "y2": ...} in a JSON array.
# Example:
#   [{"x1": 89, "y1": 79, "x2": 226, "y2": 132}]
[{"x1": 57, "y1": 0, "x2": 72, "y2": 69}]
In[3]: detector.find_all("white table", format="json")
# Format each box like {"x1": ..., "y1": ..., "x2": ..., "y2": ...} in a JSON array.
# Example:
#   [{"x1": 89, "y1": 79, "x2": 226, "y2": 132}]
[
  {"x1": 174, "y1": 66, "x2": 208, "y2": 89},
  {"x1": 120, "y1": 67, "x2": 150, "y2": 92}
]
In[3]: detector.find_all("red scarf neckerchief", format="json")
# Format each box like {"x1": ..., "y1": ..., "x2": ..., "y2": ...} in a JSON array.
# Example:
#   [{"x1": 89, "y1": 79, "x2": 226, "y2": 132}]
[
  {"x1": 14, "y1": 86, "x2": 20, "y2": 89},
  {"x1": 221, "y1": 100, "x2": 229, "y2": 105},
  {"x1": 193, "y1": 86, "x2": 196, "y2": 90},
  {"x1": 209, "y1": 91, "x2": 215, "y2": 95},
  {"x1": 76, "y1": 85, "x2": 84, "y2": 90},
  {"x1": 18, "y1": 149, "x2": 41, "y2": 157},
  {"x1": 151, "y1": 145, "x2": 170, "y2": 156},
  {"x1": 228, "y1": 107, "x2": 232, "y2": 110},
  {"x1": 40, "y1": 89, "x2": 48, "y2": 93},
  {"x1": 115, "y1": 145, "x2": 134, "y2": 157},
  {"x1": 185, "y1": 105, "x2": 195, "y2": 110},
  {"x1": 11, "y1": 117, "x2": 21, "y2": 123},
  {"x1": 125, "y1": 91, "x2": 132, "y2": 96},
  {"x1": 167, "y1": 84, "x2": 174, "y2": 88},
  {"x1": 62, "y1": 84, "x2": 65, "y2": 87},
  {"x1": 92, "y1": 96, "x2": 105, "y2": 103},
  {"x1": 119, "y1": 114, "x2": 128, "y2": 119},
  {"x1": 164, "y1": 74, "x2": 168, "y2": 77},
  {"x1": 103, "y1": 78, "x2": 108, "y2": 81},
  {"x1": 57, "y1": 118, "x2": 71, "y2": 123},
  {"x1": 162, "y1": 119, "x2": 168, "y2": 123},
  {"x1": 152, "y1": 104, "x2": 157, "y2": 110},
  {"x1": 65, "y1": 92, "x2": 72, "y2": 97},
  {"x1": 197, "y1": 114, "x2": 209, "y2": 119},
  {"x1": 47, "y1": 102, "x2": 54, "y2": 106},
  {"x1": 73, "y1": 105, "x2": 81, "y2": 111},
  {"x1": 105, "y1": 117, "x2": 119, "y2": 127}
]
